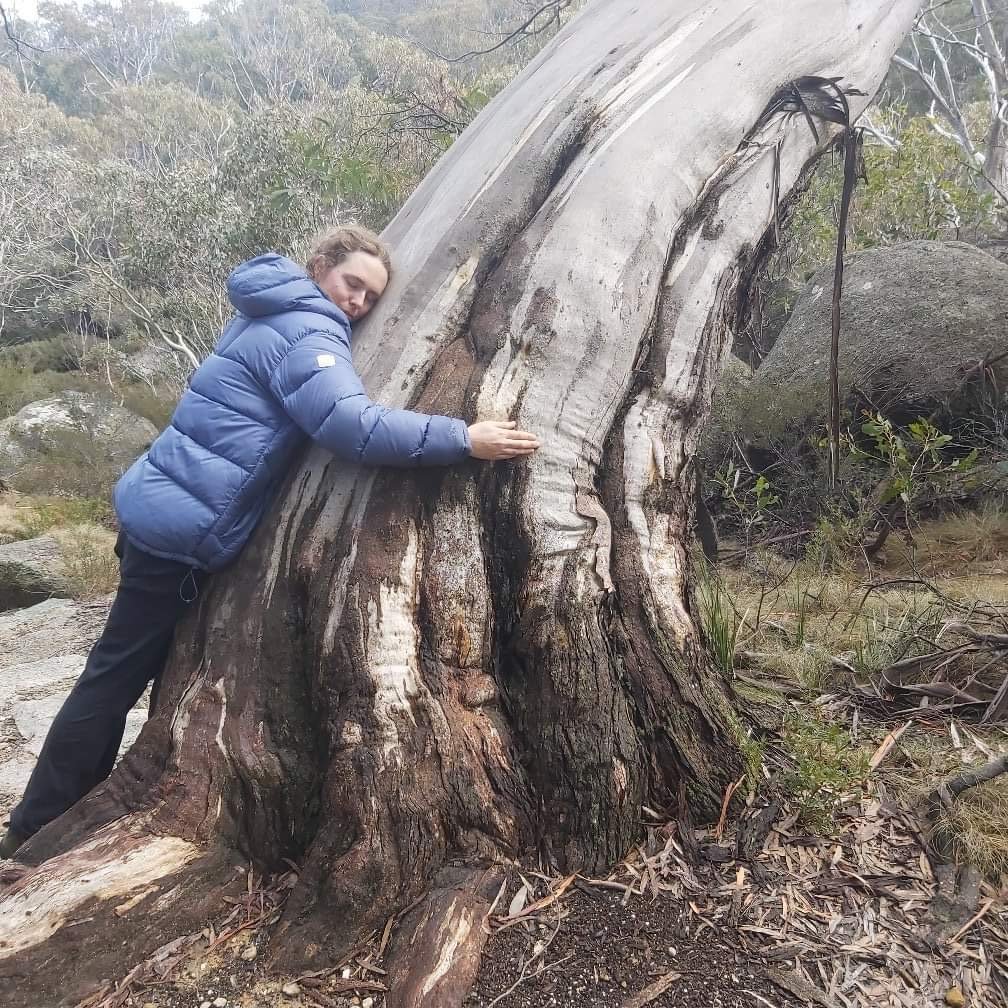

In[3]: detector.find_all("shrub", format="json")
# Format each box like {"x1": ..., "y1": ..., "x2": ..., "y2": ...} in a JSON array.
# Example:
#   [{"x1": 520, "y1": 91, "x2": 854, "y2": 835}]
[
  {"x1": 10, "y1": 423, "x2": 135, "y2": 501},
  {"x1": 117, "y1": 385, "x2": 176, "y2": 432},
  {"x1": 52, "y1": 525, "x2": 119, "y2": 598},
  {"x1": 781, "y1": 713, "x2": 869, "y2": 831},
  {"x1": 15, "y1": 496, "x2": 116, "y2": 538}
]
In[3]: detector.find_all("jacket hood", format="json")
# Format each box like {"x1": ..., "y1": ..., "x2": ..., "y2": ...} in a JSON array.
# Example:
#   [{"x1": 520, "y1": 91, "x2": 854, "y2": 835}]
[{"x1": 227, "y1": 254, "x2": 350, "y2": 326}]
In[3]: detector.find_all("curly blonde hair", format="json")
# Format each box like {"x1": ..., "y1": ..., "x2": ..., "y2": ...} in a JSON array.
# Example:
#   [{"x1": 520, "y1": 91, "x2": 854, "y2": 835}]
[{"x1": 306, "y1": 224, "x2": 392, "y2": 280}]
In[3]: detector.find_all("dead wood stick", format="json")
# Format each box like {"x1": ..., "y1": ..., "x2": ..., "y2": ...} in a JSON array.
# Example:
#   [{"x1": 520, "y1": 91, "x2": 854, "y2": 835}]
[
  {"x1": 948, "y1": 897, "x2": 995, "y2": 945},
  {"x1": 622, "y1": 970, "x2": 683, "y2": 1008},
  {"x1": 868, "y1": 719, "x2": 913, "y2": 770},
  {"x1": 938, "y1": 623, "x2": 1008, "y2": 649},
  {"x1": 931, "y1": 753, "x2": 1008, "y2": 806},
  {"x1": 762, "y1": 965, "x2": 838, "y2": 1007}
]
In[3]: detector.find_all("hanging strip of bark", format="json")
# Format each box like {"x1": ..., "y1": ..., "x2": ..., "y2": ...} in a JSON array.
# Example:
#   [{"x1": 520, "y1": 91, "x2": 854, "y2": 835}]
[{"x1": 829, "y1": 126, "x2": 860, "y2": 489}]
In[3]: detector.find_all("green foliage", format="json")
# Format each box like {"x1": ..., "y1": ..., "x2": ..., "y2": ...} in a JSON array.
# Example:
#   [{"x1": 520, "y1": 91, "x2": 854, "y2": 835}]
[
  {"x1": 850, "y1": 412, "x2": 980, "y2": 509},
  {"x1": 703, "y1": 358, "x2": 1003, "y2": 559},
  {"x1": 781, "y1": 713, "x2": 869, "y2": 831},
  {"x1": 0, "y1": 0, "x2": 574, "y2": 374},
  {"x1": 263, "y1": 127, "x2": 406, "y2": 229},
  {"x1": 711, "y1": 461, "x2": 780, "y2": 547},
  {"x1": 694, "y1": 558, "x2": 742, "y2": 677},
  {"x1": 793, "y1": 111, "x2": 994, "y2": 262},
  {"x1": 856, "y1": 114, "x2": 995, "y2": 239},
  {"x1": 0, "y1": 361, "x2": 89, "y2": 419}
]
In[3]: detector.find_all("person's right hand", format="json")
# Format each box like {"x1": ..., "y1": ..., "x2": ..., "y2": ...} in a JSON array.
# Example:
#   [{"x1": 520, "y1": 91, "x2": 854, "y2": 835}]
[{"x1": 467, "y1": 420, "x2": 540, "y2": 461}]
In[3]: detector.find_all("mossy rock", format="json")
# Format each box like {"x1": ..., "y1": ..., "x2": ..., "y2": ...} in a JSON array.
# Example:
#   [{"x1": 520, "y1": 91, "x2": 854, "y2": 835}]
[{"x1": 0, "y1": 390, "x2": 157, "y2": 495}]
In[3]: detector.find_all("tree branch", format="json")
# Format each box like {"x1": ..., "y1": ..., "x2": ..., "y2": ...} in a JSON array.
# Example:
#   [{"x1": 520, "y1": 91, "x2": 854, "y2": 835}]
[
  {"x1": 395, "y1": 0, "x2": 572, "y2": 64},
  {"x1": 931, "y1": 753, "x2": 1008, "y2": 806},
  {"x1": 0, "y1": 1, "x2": 45, "y2": 66},
  {"x1": 895, "y1": 6, "x2": 1008, "y2": 200}
]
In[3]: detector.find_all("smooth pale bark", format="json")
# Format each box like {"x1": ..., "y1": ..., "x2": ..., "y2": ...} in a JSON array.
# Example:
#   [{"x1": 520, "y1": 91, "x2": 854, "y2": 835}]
[
  {"x1": 0, "y1": 2, "x2": 921, "y2": 1005},
  {"x1": 973, "y1": 0, "x2": 1008, "y2": 200}
]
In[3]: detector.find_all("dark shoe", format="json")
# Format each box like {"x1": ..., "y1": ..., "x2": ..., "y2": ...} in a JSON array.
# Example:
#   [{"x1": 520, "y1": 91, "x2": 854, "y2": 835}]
[{"x1": 0, "y1": 827, "x2": 31, "y2": 860}]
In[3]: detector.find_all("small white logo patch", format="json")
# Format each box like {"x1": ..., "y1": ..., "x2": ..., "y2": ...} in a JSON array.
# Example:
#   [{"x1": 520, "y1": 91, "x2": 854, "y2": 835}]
[{"x1": 316, "y1": 354, "x2": 336, "y2": 368}]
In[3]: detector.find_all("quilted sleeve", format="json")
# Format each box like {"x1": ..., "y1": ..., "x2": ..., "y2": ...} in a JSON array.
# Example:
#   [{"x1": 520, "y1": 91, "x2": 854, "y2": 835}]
[{"x1": 270, "y1": 329, "x2": 471, "y2": 467}]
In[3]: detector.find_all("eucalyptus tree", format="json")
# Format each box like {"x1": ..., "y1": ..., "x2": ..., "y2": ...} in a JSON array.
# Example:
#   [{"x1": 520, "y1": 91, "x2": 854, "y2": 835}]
[
  {"x1": 0, "y1": 3, "x2": 920, "y2": 1006},
  {"x1": 893, "y1": 0, "x2": 1008, "y2": 202}
]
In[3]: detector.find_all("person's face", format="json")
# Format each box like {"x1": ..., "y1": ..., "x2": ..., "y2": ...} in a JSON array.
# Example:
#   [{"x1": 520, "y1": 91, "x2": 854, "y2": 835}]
[{"x1": 311, "y1": 250, "x2": 389, "y2": 322}]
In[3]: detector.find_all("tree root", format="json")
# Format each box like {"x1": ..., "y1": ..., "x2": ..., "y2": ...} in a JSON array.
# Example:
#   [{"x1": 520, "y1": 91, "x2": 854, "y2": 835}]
[
  {"x1": 383, "y1": 866, "x2": 504, "y2": 1008},
  {"x1": 0, "y1": 822, "x2": 238, "y2": 1008}
]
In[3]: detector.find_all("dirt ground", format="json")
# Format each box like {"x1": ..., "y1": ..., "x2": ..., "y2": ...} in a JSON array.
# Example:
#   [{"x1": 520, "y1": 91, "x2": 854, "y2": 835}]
[
  {"x1": 467, "y1": 888, "x2": 800, "y2": 1008},
  {"x1": 96, "y1": 885, "x2": 802, "y2": 1008}
]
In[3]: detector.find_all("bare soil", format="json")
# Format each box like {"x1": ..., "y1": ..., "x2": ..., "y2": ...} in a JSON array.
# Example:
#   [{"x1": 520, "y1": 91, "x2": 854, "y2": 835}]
[
  {"x1": 101, "y1": 885, "x2": 801, "y2": 1008},
  {"x1": 468, "y1": 888, "x2": 799, "y2": 1008}
]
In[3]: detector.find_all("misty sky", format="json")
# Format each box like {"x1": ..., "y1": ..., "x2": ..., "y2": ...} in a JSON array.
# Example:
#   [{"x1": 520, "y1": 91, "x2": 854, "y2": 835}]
[{"x1": 7, "y1": 0, "x2": 208, "y2": 19}]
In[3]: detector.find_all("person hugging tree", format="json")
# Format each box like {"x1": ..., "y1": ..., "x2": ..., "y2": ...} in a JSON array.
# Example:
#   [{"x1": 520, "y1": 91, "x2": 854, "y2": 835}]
[{"x1": 0, "y1": 225, "x2": 540, "y2": 859}]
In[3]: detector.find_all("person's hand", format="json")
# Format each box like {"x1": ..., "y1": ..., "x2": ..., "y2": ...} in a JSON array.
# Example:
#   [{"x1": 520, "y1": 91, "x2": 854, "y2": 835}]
[{"x1": 467, "y1": 420, "x2": 540, "y2": 461}]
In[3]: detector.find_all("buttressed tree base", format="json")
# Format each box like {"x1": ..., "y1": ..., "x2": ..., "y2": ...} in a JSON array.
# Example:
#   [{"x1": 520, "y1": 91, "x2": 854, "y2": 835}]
[{"x1": 0, "y1": 3, "x2": 921, "y2": 1005}]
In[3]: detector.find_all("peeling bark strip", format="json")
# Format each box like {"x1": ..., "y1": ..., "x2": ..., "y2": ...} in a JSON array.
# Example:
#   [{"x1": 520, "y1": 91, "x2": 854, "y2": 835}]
[{"x1": 1, "y1": 3, "x2": 921, "y2": 1006}]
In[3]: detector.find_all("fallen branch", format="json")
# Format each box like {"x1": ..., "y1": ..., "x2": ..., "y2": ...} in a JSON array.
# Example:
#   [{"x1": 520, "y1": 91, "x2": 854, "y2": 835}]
[
  {"x1": 719, "y1": 529, "x2": 814, "y2": 563},
  {"x1": 930, "y1": 753, "x2": 1008, "y2": 807},
  {"x1": 850, "y1": 620, "x2": 1008, "y2": 723},
  {"x1": 948, "y1": 897, "x2": 995, "y2": 945}
]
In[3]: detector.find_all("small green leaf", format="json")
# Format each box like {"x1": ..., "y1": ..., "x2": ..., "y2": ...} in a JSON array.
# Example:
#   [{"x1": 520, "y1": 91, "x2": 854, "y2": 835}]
[{"x1": 878, "y1": 482, "x2": 899, "y2": 505}]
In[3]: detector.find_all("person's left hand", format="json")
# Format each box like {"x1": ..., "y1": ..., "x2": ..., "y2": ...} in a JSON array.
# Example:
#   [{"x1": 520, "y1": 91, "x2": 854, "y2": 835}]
[{"x1": 467, "y1": 420, "x2": 540, "y2": 460}]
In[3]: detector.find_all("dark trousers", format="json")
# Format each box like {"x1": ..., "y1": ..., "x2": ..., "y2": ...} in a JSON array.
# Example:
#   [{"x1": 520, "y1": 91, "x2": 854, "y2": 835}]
[{"x1": 8, "y1": 535, "x2": 205, "y2": 838}]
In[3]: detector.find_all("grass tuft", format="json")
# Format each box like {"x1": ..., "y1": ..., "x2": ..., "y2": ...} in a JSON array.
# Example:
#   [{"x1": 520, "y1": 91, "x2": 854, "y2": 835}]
[
  {"x1": 51, "y1": 524, "x2": 119, "y2": 598},
  {"x1": 931, "y1": 779, "x2": 1008, "y2": 876}
]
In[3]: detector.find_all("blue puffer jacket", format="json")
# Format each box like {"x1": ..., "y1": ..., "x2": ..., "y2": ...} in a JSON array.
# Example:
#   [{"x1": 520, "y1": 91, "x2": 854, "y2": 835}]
[{"x1": 114, "y1": 254, "x2": 471, "y2": 572}]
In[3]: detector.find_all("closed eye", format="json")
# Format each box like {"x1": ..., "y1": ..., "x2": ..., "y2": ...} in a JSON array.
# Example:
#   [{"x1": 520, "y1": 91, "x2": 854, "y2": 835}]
[{"x1": 346, "y1": 273, "x2": 382, "y2": 305}]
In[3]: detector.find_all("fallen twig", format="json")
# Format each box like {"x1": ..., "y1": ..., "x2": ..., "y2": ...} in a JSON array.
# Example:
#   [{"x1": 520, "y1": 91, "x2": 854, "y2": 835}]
[
  {"x1": 621, "y1": 969, "x2": 683, "y2": 1007},
  {"x1": 485, "y1": 952, "x2": 574, "y2": 1008},
  {"x1": 949, "y1": 898, "x2": 995, "y2": 945},
  {"x1": 930, "y1": 753, "x2": 1008, "y2": 806}
]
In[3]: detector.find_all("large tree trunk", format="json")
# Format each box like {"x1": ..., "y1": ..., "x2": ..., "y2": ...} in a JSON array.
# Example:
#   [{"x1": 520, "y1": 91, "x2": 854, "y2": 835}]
[{"x1": 0, "y1": 3, "x2": 920, "y2": 1005}]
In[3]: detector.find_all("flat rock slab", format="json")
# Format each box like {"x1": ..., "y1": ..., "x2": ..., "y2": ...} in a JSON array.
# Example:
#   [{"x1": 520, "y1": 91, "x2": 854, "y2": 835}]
[
  {"x1": 0, "y1": 535, "x2": 70, "y2": 612},
  {"x1": 0, "y1": 596, "x2": 111, "y2": 667},
  {"x1": 11, "y1": 681, "x2": 147, "y2": 758},
  {"x1": 0, "y1": 596, "x2": 148, "y2": 823}
]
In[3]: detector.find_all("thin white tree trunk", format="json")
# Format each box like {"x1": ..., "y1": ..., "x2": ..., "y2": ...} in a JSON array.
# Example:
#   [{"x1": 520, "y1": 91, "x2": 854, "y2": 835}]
[{"x1": 973, "y1": 0, "x2": 1008, "y2": 198}]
